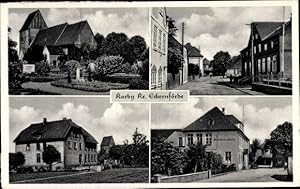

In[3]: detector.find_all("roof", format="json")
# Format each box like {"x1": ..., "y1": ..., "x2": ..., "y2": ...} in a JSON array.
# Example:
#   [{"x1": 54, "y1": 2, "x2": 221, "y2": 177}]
[
  {"x1": 185, "y1": 43, "x2": 203, "y2": 57},
  {"x1": 14, "y1": 119, "x2": 98, "y2": 144},
  {"x1": 32, "y1": 23, "x2": 68, "y2": 46},
  {"x1": 254, "y1": 22, "x2": 284, "y2": 40},
  {"x1": 169, "y1": 36, "x2": 183, "y2": 52},
  {"x1": 101, "y1": 136, "x2": 115, "y2": 146},
  {"x1": 45, "y1": 45, "x2": 65, "y2": 55},
  {"x1": 228, "y1": 55, "x2": 242, "y2": 69},
  {"x1": 151, "y1": 129, "x2": 181, "y2": 139},
  {"x1": 264, "y1": 20, "x2": 291, "y2": 40},
  {"x1": 20, "y1": 10, "x2": 42, "y2": 32},
  {"x1": 55, "y1": 21, "x2": 88, "y2": 46},
  {"x1": 226, "y1": 115, "x2": 242, "y2": 125},
  {"x1": 183, "y1": 107, "x2": 239, "y2": 132}
]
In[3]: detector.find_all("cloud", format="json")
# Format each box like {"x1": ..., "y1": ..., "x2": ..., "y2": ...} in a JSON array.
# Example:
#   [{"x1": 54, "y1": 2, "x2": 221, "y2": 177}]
[
  {"x1": 10, "y1": 102, "x2": 149, "y2": 152},
  {"x1": 152, "y1": 97, "x2": 292, "y2": 143}
]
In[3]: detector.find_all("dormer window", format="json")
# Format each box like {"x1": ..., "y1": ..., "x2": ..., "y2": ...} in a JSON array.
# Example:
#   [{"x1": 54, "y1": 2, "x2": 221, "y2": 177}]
[{"x1": 208, "y1": 119, "x2": 214, "y2": 126}]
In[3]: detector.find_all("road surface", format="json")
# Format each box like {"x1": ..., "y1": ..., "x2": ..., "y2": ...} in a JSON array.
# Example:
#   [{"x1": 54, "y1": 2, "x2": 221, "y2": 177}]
[
  {"x1": 195, "y1": 168, "x2": 290, "y2": 182},
  {"x1": 174, "y1": 76, "x2": 265, "y2": 95}
]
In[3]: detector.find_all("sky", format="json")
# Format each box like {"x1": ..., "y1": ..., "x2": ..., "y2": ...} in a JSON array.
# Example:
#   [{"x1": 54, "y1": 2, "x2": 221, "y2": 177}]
[
  {"x1": 9, "y1": 97, "x2": 149, "y2": 152},
  {"x1": 151, "y1": 97, "x2": 292, "y2": 143},
  {"x1": 8, "y1": 8, "x2": 149, "y2": 53},
  {"x1": 167, "y1": 6, "x2": 292, "y2": 60}
]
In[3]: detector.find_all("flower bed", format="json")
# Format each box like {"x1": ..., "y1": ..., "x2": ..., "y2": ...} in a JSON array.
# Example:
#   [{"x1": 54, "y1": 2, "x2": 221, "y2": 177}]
[
  {"x1": 51, "y1": 79, "x2": 129, "y2": 92},
  {"x1": 129, "y1": 79, "x2": 149, "y2": 89}
]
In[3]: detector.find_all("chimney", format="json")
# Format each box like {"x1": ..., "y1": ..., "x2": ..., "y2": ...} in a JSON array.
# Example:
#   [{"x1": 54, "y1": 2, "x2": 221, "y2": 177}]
[
  {"x1": 63, "y1": 117, "x2": 67, "y2": 120},
  {"x1": 222, "y1": 108, "x2": 225, "y2": 114},
  {"x1": 43, "y1": 118, "x2": 47, "y2": 124}
]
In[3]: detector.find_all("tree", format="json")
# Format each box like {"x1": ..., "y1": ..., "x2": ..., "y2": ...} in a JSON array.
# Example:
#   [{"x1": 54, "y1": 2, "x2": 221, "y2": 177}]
[
  {"x1": 167, "y1": 16, "x2": 178, "y2": 37},
  {"x1": 139, "y1": 48, "x2": 149, "y2": 80},
  {"x1": 94, "y1": 55, "x2": 124, "y2": 79},
  {"x1": 9, "y1": 61, "x2": 24, "y2": 89},
  {"x1": 168, "y1": 48, "x2": 183, "y2": 76},
  {"x1": 8, "y1": 27, "x2": 19, "y2": 62},
  {"x1": 186, "y1": 144, "x2": 208, "y2": 173},
  {"x1": 9, "y1": 152, "x2": 25, "y2": 170},
  {"x1": 249, "y1": 138, "x2": 261, "y2": 163},
  {"x1": 23, "y1": 45, "x2": 45, "y2": 64},
  {"x1": 270, "y1": 122, "x2": 293, "y2": 159},
  {"x1": 42, "y1": 145, "x2": 61, "y2": 170},
  {"x1": 151, "y1": 137, "x2": 187, "y2": 176},
  {"x1": 94, "y1": 33, "x2": 105, "y2": 57},
  {"x1": 211, "y1": 51, "x2": 231, "y2": 76},
  {"x1": 104, "y1": 32, "x2": 130, "y2": 60},
  {"x1": 128, "y1": 35, "x2": 147, "y2": 64}
]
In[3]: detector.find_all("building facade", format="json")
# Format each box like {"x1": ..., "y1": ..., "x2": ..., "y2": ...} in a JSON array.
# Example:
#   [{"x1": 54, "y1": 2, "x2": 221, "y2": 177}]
[
  {"x1": 240, "y1": 20, "x2": 292, "y2": 80},
  {"x1": 185, "y1": 43, "x2": 204, "y2": 76},
  {"x1": 150, "y1": 7, "x2": 168, "y2": 90},
  {"x1": 19, "y1": 10, "x2": 96, "y2": 64},
  {"x1": 152, "y1": 107, "x2": 250, "y2": 170},
  {"x1": 14, "y1": 118, "x2": 98, "y2": 171}
]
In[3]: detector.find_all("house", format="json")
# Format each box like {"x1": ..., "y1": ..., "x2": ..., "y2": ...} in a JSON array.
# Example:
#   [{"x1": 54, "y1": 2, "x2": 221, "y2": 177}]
[
  {"x1": 203, "y1": 58, "x2": 212, "y2": 76},
  {"x1": 253, "y1": 139, "x2": 273, "y2": 167},
  {"x1": 226, "y1": 55, "x2": 242, "y2": 77},
  {"x1": 19, "y1": 10, "x2": 96, "y2": 64},
  {"x1": 150, "y1": 7, "x2": 168, "y2": 90},
  {"x1": 167, "y1": 36, "x2": 188, "y2": 88},
  {"x1": 14, "y1": 118, "x2": 98, "y2": 171},
  {"x1": 152, "y1": 107, "x2": 250, "y2": 170},
  {"x1": 185, "y1": 43, "x2": 204, "y2": 76},
  {"x1": 100, "y1": 136, "x2": 115, "y2": 154},
  {"x1": 240, "y1": 19, "x2": 292, "y2": 81}
]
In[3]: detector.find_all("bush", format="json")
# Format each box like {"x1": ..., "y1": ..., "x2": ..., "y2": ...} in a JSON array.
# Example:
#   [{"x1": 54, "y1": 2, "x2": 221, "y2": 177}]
[
  {"x1": 16, "y1": 166, "x2": 34, "y2": 174},
  {"x1": 35, "y1": 61, "x2": 51, "y2": 76},
  {"x1": 9, "y1": 61, "x2": 25, "y2": 89},
  {"x1": 51, "y1": 79, "x2": 129, "y2": 92},
  {"x1": 94, "y1": 55, "x2": 124, "y2": 79},
  {"x1": 100, "y1": 73, "x2": 141, "y2": 83},
  {"x1": 129, "y1": 79, "x2": 149, "y2": 90}
]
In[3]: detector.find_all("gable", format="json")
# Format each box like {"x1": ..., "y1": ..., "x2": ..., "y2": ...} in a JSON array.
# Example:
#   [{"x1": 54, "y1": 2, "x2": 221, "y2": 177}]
[{"x1": 20, "y1": 10, "x2": 47, "y2": 32}]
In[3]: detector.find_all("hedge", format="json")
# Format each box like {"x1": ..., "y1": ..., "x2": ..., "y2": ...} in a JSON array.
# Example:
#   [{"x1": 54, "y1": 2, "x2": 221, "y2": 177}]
[
  {"x1": 51, "y1": 80, "x2": 129, "y2": 92},
  {"x1": 97, "y1": 73, "x2": 141, "y2": 84},
  {"x1": 129, "y1": 79, "x2": 149, "y2": 90}
]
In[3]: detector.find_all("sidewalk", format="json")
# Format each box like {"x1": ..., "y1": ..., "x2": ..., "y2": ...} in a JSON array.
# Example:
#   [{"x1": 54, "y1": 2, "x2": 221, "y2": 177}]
[{"x1": 217, "y1": 78, "x2": 266, "y2": 95}]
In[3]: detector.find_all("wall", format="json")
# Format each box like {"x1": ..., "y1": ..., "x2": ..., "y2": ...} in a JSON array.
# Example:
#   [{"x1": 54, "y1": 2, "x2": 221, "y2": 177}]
[
  {"x1": 150, "y1": 8, "x2": 168, "y2": 90},
  {"x1": 279, "y1": 23, "x2": 292, "y2": 79},
  {"x1": 155, "y1": 170, "x2": 210, "y2": 183}
]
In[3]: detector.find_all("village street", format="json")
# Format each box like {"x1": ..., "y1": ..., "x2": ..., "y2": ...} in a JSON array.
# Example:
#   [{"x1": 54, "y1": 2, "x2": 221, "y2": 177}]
[
  {"x1": 174, "y1": 76, "x2": 265, "y2": 95},
  {"x1": 195, "y1": 168, "x2": 290, "y2": 182}
]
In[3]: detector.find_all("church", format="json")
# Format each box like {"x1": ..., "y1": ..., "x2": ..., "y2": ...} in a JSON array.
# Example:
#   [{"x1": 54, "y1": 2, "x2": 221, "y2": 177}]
[{"x1": 19, "y1": 10, "x2": 96, "y2": 64}]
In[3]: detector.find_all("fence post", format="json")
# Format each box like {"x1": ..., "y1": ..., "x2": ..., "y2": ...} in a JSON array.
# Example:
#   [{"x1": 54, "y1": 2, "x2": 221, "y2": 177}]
[
  {"x1": 154, "y1": 174, "x2": 162, "y2": 183},
  {"x1": 208, "y1": 170, "x2": 211, "y2": 178}
]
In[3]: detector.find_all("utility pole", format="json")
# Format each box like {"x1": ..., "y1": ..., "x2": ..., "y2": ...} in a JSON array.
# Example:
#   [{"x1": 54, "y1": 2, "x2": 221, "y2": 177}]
[
  {"x1": 281, "y1": 7, "x2": 285, "y2": 76},
  {"x1": 181, "y1": 22, "x2": 184, "y2": 85},
  {"x1": 251, "y1": 23, "x2": 255, "y2": 81}
]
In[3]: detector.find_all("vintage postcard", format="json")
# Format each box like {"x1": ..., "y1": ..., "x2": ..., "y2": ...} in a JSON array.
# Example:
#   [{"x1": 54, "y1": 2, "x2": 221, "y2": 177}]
[{"x1": 0, "y1": 0, "x2": 299, "y2": 189}]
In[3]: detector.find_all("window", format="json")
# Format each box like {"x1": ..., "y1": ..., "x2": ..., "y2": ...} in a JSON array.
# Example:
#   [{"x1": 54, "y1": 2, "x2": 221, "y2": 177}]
[
  {"x1": 208, "y1": 119, "x2": 214, "y2": 126},
  {"x1": 151, "y1": 66, "x2": 157, "y2": 86},
  {"x1": 68, "y1": 141, "x2": 72, "y2": 149},
  {"x1": 43, "y1": 142, "x2": 47, "y2": 150},
  {"x1": 162, "y1": 33, "x2": 166, "y2": 53},
  {"x1": 197, "y1": 134, "x2": 202, "y2": 145},
  {"x1": 258, "y1": 59, "x2": 261, "y2": 73},
  {"x1": 272, "y1": 55, "x2": 277, "y2": 73},
  {"x1": 258, "y1": 44, "x2": 261, "y2": 52},
  {"x1": 158, "y1": 29, "x2": 162, "y2": 50},
  {"x1": 264, "y1": 43, "x2": 268, "y2": 51},
  {"x1": 254, "y1": 46, "x2": 256, "y2": 54},
  {"x1": 255, "y1": 33, "x2": 258, "y2": 39},
  {"x1": 271, "y1": 41, "x2": 274, "y2": 49},
  {"x1": 187, "y1": 134, "x2": 193, "y2": 145},
  {"x1": 262, "y1": 58, "x2": 266, "y2": 73},
  {"x1": 225, "y1": 152, "x2": 232, "y2": 164},
  {"x1": 206, "y1": 133, "x2": 212, "y2": 146},
  {"x1": 88, "y1": 154, "x2": 90, "y2": 162},
  {"x1": 94, "y1": 154, "x2": 97, "y2": 162},
  {"x1": 267, "y1": 57, "x2": 271, "y2": 72},
  {"x1": 74, "y1": 142, "x2": 77, "y2": 150},
  {"x1": 79, "y1": 143, "x2": 82, "y2": 150},
  {"x1": 79, "y1": 154, "x2": 82, "y2": 164},
  {"x1": 244, "y1": 62, "x2": 248, "y2": 75},
  {"x1": 153, "y1": 25, "x2": 157, "y2": 49},
  {"x1": 37, "y1": 153, "x2": 41, "y2": 163},
  {"x1": 36, "y1": 143, "x2": 40, "y2": 151},
  {"x1": 84, "y1": 154, "x2": 87, "y2": 162},
  {"x1": 157, "y1": 66, "x2": 162, "y2": 86},
  {"x1": 63, "y1": 48, "x2": 68, "y2": 55},
  {"x1": 179, "y1": 137, "x2": 183, "y2": 146},
  {"x1": 26, "y1": 144, "x2": 30, "y2": 151}
]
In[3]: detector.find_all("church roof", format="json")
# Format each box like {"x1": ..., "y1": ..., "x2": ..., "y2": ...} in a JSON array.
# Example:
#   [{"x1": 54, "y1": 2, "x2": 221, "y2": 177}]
[
  {"x1": 20, "y1": 10, "x2": 40, "y2": 32},
  {"x1": 32, "y1": 23, "x2": 68, "y2": 46},
  {"x1": 14, "y1": 118, "x2": 98, "y2": 144},
  {"x1": 101, "y1": 136, "x2": 115, "y2": 147}
]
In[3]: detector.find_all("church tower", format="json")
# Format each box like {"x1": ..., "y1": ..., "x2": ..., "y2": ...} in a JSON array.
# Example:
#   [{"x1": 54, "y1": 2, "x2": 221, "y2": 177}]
[{"x1": 19, "y1": 10, "x2": 47, "y2": 59}]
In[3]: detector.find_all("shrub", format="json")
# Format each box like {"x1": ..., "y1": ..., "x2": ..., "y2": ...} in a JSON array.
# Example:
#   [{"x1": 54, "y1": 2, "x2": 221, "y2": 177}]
[
  {"x1": 100, "y1": 73, "x2": 141, "y2": 83},
  {"x1": 129, "y1": 79, "x2": 149, "y2": 90},
  {"x1": 9, "y1": 61, "x2": 25, "y2": 89},
  {"x1": 9, "y1": 152, "x2": 25, "y2": 170},
  {"x1": 35, "y1": 61, "x2": 51, "y2": 76},
  {"x1": 94, "y1": 55, "x2": 124, "y2": 79}
]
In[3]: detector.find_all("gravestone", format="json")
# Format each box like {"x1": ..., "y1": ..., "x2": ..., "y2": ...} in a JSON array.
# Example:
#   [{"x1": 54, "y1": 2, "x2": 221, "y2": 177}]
[{"x1": 23, "y1": 64, "x2": 35, "y2": 74}]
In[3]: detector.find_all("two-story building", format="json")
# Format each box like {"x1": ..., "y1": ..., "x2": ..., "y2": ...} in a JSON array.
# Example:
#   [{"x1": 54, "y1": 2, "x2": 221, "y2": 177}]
[
  {"x1": 152, "y1": 107, "x2": 250, "y2": 170},
  {"x1": 14, "y1": 118, "x2": 98, "y2": 171},
  {"x1": 150, "y1": 7, "x2": 168, "y2": 90},
  {"x1": 185, "y1": 43, "x2": 204, "y2": 77},
  {"x1": 240, "y1": 19, "x2": 292, "y2": 81}
]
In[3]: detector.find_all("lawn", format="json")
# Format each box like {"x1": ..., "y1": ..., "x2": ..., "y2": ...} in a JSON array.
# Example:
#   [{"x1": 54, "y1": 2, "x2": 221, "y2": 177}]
[{"x1": 10, "y1": 168, "x2": 149, "y2": 183}]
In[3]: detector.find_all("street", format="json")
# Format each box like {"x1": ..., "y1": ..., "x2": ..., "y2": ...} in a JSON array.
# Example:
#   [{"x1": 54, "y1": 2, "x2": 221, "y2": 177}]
[
  {"x1": 174, "y1": 76, "x2": 265, "y2": 95},
  {"x1": 195, "y1": 168, "x2": 291, "y2": 182}
]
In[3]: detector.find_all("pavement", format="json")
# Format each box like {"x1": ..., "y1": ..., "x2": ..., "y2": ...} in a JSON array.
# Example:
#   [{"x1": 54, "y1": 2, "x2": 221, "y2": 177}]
[
  {"x1": 194, "y1": 168, "x2": 291, "y2": 182},
  {"x1": 174, "y1": 76, "x2": 260, "y2": 95}
]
